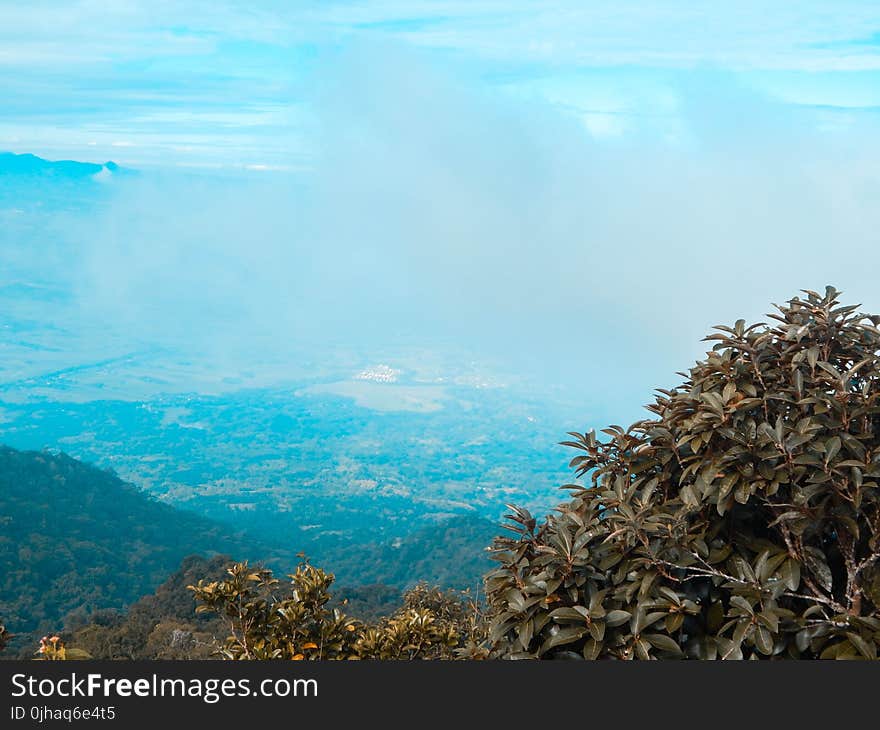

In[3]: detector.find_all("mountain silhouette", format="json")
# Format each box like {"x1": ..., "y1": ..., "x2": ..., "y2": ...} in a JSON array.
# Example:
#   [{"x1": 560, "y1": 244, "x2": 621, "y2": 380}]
[{"x1": 0, "y1": 151, "x2": 124, "y2": 179}]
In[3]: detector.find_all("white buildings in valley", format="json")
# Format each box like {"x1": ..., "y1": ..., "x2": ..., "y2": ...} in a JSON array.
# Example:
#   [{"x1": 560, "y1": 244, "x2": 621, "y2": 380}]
[{"x1": 355, "y1": 364, "x2": 400, "y2": 383}]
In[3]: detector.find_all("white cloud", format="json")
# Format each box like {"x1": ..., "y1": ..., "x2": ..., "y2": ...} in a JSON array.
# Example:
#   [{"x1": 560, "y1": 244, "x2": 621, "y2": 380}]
[
  {"x1": 56, "y1": 43, "x2": 880, "y2": 421},
  {"x1": 2, "y1": 2, "x2": 880, "y2": 165},
  {"x1": 2, "y1": 2, "x2": 880, "y2": 71}
]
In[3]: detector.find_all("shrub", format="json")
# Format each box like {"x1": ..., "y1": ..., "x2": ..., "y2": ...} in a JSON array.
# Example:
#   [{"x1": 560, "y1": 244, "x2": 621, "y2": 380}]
[
  {"x1": 486, "y1": 287, "x2": 880, "y2": 659},
  {"x1": 189, "y1": 560, "x2": 360, "y2": 660},
  {"x1": 34, "y1": 635, "x2": 91, "y2": 660},
  {"x1": 0, "y1": 623, "x2": 10, "y2": 654},
  {"x1": 354, "y1": 583, "x2": 489, "y2": 659},
  {"x1": 190, "y1": 561, "x2": 488, "y2": 659}
]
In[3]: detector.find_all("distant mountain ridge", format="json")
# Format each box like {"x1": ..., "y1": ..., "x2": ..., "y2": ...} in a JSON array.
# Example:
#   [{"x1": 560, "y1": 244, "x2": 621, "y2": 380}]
[{"x1": 0, "y1": 151, "x2": 123, "y2": 179}]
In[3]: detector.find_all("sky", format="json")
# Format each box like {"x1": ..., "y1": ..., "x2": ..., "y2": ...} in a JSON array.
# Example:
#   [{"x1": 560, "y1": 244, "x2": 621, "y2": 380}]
[
  {"x1": 3, "y1": 1, "x2": 880, "y2": 424},
  {"x1": 2, "y1": 1, "x2": 880, "y2": 167}
]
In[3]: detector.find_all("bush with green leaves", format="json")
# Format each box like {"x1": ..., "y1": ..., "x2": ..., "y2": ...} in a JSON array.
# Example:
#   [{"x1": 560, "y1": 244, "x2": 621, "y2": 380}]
[
  {"x1": 354, "y1": 582, "x2": 489, "y2": 659},
  {"x1": 189, "y1": 560, "x2": 360, "y2": 660},
  {"x1": 0, "y1": 623, "x2": 10, "y2": 654},
  {"x1": 486, "y1": 287, "x2": 880, "y2": 659},
  {"x1": 190, "y1": 560, "x2": 488, "y2": 659},
  {"x1": 34, "y1": 635, "x2": 91, "y2": 660}
]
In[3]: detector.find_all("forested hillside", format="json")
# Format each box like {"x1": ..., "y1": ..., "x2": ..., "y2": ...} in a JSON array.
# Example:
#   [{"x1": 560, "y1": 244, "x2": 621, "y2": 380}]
[
  {"x1": 65, "y1": 555, "x2": 230, "y2": 660},
  {"x1": 0, "y1": 446, "x2": 292, "y2": 640},
  {"x1": 0, "y1": 445, "x2": 497, "y2": 654},
  {"x1": 325, "y1": 514, "x2": 497, "y2": 592}
]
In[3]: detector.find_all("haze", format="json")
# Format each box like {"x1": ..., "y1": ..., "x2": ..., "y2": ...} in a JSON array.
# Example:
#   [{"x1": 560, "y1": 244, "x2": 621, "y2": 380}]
[{"x1": 3, "y1": 2, "x2": 880, "y2": 426}]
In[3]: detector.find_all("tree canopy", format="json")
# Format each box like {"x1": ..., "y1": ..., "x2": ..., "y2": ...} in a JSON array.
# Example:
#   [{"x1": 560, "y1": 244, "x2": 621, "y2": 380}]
[
  {"x1": 188, "y1": 560, "x2": 488, "y2": 660},
  {"x1": 486, "y1": 287, "x2": 880, "y2": 659}
]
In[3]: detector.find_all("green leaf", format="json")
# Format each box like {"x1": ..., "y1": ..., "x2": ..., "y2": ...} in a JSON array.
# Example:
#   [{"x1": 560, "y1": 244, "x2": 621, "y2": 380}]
[
  {"x1": 644, "y1": 633, "x2": 683, "y2": 656},
  {"x1": 754, "y1": 626, "x2": 774, "y2": 655},
  {"x1": 846, "y1": 632, "x2": 877, "y2": 660},
  {"x1": 781, "y1": 558, "x2": 801, "y2": 591},
  {"x1": 544, "y1": 626, "x2": 588, "y2": 650},
  {"x1": 605, "y1": 610, "x2": 631, "y2": 627},
  {"x1": 549, "y1": 607, "x2": 590, "y2": 623},
  {"x1": 803, "y1": 547, "x2": 833, "y2": 592},
  {"x1": 825, "y1": 436, "x2": 842, "y2": 465},
  {"x1": 517, "y1": 619, "x2": 534, "y2": 649},
  {"x1": 582, "y1": 638, "x2": 602, "y2": 660}
]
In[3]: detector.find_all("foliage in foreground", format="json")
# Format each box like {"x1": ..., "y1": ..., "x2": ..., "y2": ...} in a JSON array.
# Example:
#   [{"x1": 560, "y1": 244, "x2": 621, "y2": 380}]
[
  {"x1": 0, "y1": 624, "x2": 9, "y2": 654},
  {"x1": 188, "y1": 560, "x2": 489, "y2": 660},
  {"x1": 10, "y1": 557, "x2": 489, "y2": 661},
  {"x1": 486, "y1": 288, "x2": 880, "y2": 659},
  {"x1": 34, "y1": 635, "x2": 91, "y2": 660}
]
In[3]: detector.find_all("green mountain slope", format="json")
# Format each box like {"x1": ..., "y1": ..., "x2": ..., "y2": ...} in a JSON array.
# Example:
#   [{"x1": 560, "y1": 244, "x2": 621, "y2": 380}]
[
  {"x1": 0, "y1": 445, "x2": 501, "y2": 651},
  {"x1": 0, "y1": 445, "x2": 291, "y2": 638},
  {"x1": 326, "y1": 513, "x2": 498, "y2": 593}
]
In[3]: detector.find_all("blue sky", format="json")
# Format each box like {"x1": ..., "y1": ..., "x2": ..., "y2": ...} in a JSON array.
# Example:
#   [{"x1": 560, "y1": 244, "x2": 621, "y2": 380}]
[
  {"x1": 4, "y1": 2, "x2": 880, "y2": 424},
  {"x1": 3, "y1": 1, "x2": 880, "y2": 168}
]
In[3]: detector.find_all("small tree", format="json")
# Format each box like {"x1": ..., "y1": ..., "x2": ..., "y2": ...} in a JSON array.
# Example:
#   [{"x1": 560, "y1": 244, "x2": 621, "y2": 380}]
[
  {"x1": 189, "y1": 560, "x2": 360, "y2": 660},
  {"x1": 354, "y1": 583, "x2": 489, "y2": 659},
  {"x1": 36, "y1": 635, "x2": 67, "y2": 660},
  {"x1": 190, "y1": 562, "x2": 489, "y2": 659},
  {"x1": 486, "y1": 287, "x2": 880, "y2": 659},
  {"x1": 0, "y1": 623, "x2": 10, "y2": 654},
  {"x1": 34, "y1": 635, "x2": 91, "y2": 660}
]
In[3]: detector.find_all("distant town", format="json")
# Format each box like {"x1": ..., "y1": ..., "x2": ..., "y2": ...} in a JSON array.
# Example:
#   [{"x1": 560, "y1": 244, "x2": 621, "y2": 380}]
[{"x1": 355, "y1": 364, "x2": 401, "y2": 383}]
